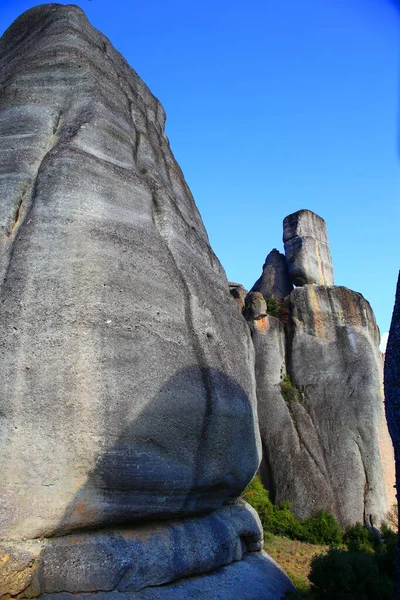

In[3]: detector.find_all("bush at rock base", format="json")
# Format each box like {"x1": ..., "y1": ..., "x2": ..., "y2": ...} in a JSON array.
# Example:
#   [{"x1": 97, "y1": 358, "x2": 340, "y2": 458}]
[
  {"x1": 309, "y1": 548, "x2": 394, "y2": 600},
  {"x1": 243, "y1": 476, "x2": 397, "y2": 599},
  {"x1": 242, "y1": 476, "x2": 342, "y2": 545}
]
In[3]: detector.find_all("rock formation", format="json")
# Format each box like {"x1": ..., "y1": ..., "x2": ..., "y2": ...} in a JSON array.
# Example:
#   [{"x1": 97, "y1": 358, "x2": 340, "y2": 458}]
[
  {"x1": 283, "y1": 209, "x2": 334, "y2": 286},
  {"x1": 0, "y1": 5, "x2": 294, "y2": 598},
  {"x1": 229, "y1": 281, "x2": 247, "y2": 312},
  {"x1": 384, "y1": 272, "x2": 400, "y2": 595},
  {"x1": 247, "y1": 212, "x2": 395, "y2": 526},
  {"x1": 250, "y1": 249, "x2": 293, "y2": 300}
]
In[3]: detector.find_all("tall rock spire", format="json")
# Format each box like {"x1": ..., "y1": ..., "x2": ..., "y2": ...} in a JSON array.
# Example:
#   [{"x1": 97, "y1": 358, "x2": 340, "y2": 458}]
[
  {"x1": 247, "y1": 210, "x2": 394, "y2": 527},
  {"x1": 0, "y1": 5, "x2": 294, "y2": 598},
  {"x1": 283, "y1": 209, "x2": 334, "y2": 286}
]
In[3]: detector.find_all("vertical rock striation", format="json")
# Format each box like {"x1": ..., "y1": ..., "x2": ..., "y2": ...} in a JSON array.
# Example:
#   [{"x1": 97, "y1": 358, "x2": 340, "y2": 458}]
[{"x1": 0, "y1": 5, "x2": 295, "y2": 598}]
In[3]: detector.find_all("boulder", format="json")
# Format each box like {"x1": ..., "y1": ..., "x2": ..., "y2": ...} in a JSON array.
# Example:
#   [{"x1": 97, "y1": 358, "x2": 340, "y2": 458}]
[
  {"x1": 245, "y1": 292, "x2": 268, "y2": 321},
  {"x1": 0, "y1": 5, "x2": 294, "y2": 597},
  {"x1": 283, "y1": 210, "x2": 334, "y2": 286},
  {"x1": 250, "y1": 249, "x2": 293, "y2": 300},
  {"x1": 228, "y1": 281, "x2": 247, "y2": 312}
]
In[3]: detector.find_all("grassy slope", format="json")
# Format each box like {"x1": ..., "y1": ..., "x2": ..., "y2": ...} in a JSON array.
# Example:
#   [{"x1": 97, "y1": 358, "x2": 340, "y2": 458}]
[{"x1": 263, "y1": 533, "x2": 328, "y2": 599}]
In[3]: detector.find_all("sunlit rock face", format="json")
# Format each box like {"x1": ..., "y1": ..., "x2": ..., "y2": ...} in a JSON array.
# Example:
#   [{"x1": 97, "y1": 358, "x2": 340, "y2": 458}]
[
  {"x1": 0, "y1": 6, "x2": 299, "y2": 599},
  {"x1": 248, "y1": 212, "x2": 395, "y2": 527},
  {"x1": 283, "y1": 209, "x2": 334, "y2": 287},
  {"x1": 285, "y1": 285, "x2": 394, "y2": 525}
]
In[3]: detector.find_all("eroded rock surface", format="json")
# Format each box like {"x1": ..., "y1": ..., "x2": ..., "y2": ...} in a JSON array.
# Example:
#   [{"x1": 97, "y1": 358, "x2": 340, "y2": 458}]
[
  {"x1": 228, "y1": 281, "x2": 247, "y2": 312},
  {"x1": 245, "y1": 292, "x2": 268, "y2": 321},
  {"x1": 284, "y1": 285, "x2": 394, "y2": 524},
  {"x1": 384, "y1": 273, "x2": 400, "y2": 553},
  {"x1": 249, "y1": 211, "x2": 394, "y2": 527},
  {"x1": 283, "y1": 209, "x2": 334, "y2": 286},
  {"x1": 250, "y1": 249, "x2": 293, "y2": 300},
  {"x1": 0, "y1": 5, "x2": 295, "y2": 598}
]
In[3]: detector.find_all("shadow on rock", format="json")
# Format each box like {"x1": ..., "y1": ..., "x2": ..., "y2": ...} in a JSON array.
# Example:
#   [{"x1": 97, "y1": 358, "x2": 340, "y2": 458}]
[{"x1": 53, "y1": 365, "x2": 259, "y2": 535}]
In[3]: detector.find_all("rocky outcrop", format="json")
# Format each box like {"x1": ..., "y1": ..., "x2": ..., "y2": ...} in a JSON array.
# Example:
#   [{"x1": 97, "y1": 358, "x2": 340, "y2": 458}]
[
  {"x1": 384, "y1": 272, "x2": 400, "y2": 586},
  {"x1": 0, "y1": 5, "x2": 295, "y2": 598},
  {"x1": 283, "y1": 209, "x2": 334, "y2": 286},
  {"x1": 229, "y1": 281, "x2": 247, "y2": 312},
  {"x1": 248, "y1": 215, "x2": 394, "y2": 527},
  {"x1": 250, "y1": 249, "x2": 293, "y2": 300},
  {"x1": 245, "y1": 292, "x2": 268, "y2": 321},
  {"x1": 286, "y1": 285, "x2": 394, "y2": 524}
]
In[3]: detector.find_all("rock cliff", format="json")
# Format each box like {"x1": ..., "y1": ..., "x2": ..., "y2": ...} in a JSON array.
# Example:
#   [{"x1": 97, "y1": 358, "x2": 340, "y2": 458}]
[
  {"x1": 0, "y1": 5, "x2": 294, "y2": 599},
  {"x1": 384, "y1": 272, "x2": 400, "y2": 583},
  {"x1": 246, "y1": 210, "x2": 394, "y2": 527}
]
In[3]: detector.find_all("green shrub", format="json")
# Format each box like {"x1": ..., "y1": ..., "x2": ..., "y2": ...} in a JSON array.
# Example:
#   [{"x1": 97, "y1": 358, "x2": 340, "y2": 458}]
[
  {"x1": 243, "y1": 476, "x2": 342, "y2": 545},
  {"x1": 265, "y1": 297, "x2": 281, "y2": 318},
  {"x1": 309, "y1": 548, "x2": 393, "y2": 600},
  {"x1": 242, "y1": 474, "x2": 274, "y2": 522},
  {"x1": 302, "y1": 510, "x2": 343, "y2": 546},
  {"x1": 264, "y1": 297, "x2": 290, "y2": 325},
  {"x1": 375, "y1": 523, "x2": 397, "y2": 579},
  {"x1": 280, "y1": 374, "x2": 299, "y2": 405},
  {"x1": 343, "y1": 522, "x2": 375, "y2": 553}
]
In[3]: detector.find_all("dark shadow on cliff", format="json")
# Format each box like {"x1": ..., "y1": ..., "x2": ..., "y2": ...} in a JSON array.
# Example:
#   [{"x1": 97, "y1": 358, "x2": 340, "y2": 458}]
[{"x1": 51, "y1": 366, "x2": 259, "y2": 536}]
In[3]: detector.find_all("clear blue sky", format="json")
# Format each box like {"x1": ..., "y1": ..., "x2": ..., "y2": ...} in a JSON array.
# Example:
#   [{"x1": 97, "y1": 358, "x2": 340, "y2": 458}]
[{"x1": 1, "y1": 0, "x2": 399, "y2": 335}]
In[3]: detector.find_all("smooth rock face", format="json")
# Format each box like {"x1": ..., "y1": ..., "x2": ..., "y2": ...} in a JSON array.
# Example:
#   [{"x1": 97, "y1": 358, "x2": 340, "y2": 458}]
[
  {"x1": 0, "y1": 3, "x2": 260, "y2": 544},
  {"x1": 250, "y1": 249, "x2": 293, "y2": 300},
  {"x1": 33, "y1": 554, "x2": 296, "y2": 600},
  {"x1": 283, "y1": 210, "x2": 334, "y2": 286},
  {"x1": 245, "y1": 292, "x2": 267, "y2": 321},
  {"x1": 228, "y1": 281, "x2": 247, "y2": 312},
  {"x1": 0, "y1": 501, "x2": 267, "y2": 597},
  {"x1": 384, "y1": 272, "x2": 400, "y2": 586},
  {"x1": 282, "y1": 285, "x2": 394, "y2": 525}
]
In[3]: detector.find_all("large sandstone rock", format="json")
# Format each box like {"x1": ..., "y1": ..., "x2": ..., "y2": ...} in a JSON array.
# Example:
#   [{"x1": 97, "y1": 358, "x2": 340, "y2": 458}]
[
  {"x1": 247, "y1": 312, "x2": 335, "y2": 514},
  {"x1": 282, "y1": 285, "x2": 394, "y2": 525},
  {"x1": 384, "y1": 272, "x2": 400, "y2": 574},
  {"x1": 283, "y1": 209, "x2": 334, "y2": 286},
  {"x1": 0, "y1": 5, "x2": 296, "y2": 598},
  {"x1": 248, "y1": 234, "x2": 394, "y2": 525},
  {"x1": 228, "y1": 281, "x2": 247, "y2": 312},
  {"x1": 250, "y1": 249, "x2": 293, "y2": 300}
]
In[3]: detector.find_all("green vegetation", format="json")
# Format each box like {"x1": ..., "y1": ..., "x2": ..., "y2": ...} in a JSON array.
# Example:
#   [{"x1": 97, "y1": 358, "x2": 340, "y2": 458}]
[
  {"x1": 309, "y1": 546, "x2": 394, "y2": 600},
  {"x1": 242, "y1": 476, "x2": 342, "y2": 545},
  {"x1": 264, "y1": 297, "x2": 290, "y2": 325},
  {"x1": 280, "y1": 374, "x2": 300, "y2": 405},
  {"x1": 242, "y1": 476, "x2": 397, "y2": 599}
]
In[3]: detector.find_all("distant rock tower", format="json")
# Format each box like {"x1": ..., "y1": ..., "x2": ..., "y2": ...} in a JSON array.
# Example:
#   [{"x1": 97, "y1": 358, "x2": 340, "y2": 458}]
[
  {"x1": 245, "y1": 210, "x2": 395, "y2": 527},
  {"x1": 283, "y1": 209, "x2": 334, "y2": 286}
]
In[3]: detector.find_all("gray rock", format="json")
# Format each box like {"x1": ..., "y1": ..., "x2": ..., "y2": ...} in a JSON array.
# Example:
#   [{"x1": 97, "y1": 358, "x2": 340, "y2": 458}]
[
  {"x1": 283, "y1": 210, "x2": 334, "y2": 286},
  {"x1": 250, "y1": 249, "x2": 293, "y2": 300},
  {"x1": 1, "y1": 502, "x2": 264, "y2": 596},
  {"x1": 283, "y1": 285, "x2": 394, "y2": 525},
  {"x1": 383, "y1": 272, "x2": 400, "y2": 593},
  {"x1": 33, "y1": 554, "x2": 296, "y2": 600},
  {"x1": 0, "y1": 3, "x2": 260, "y2": 545},
  {"x1": 245, "y1": 292, "x2": 267, "y2": 321},
  {"x1": 228, "y1": 281, "x2": 247, "y2": 312}
]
